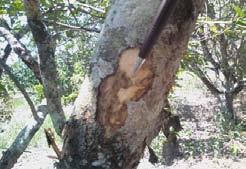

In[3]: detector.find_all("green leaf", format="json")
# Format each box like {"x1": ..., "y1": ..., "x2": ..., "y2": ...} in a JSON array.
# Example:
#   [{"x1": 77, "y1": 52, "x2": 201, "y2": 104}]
[
  {"x1": 236, "y1": 17, "x2": 246, "y2": 27},
  {"x1": 233, "y1": 5, "x2": 246, "y2": 17},
  {"x1": 210, "y1": 25, "x2": 218, "y2": 33}
]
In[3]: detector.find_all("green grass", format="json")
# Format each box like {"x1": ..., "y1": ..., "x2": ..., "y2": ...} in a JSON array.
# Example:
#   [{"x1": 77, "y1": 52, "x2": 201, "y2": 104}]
[
  {"x1": 10, "y1": 97, "x2": 27, "y2": 109},
  {"x1": 0, "y1": 113, "x2": 63, "y2": 151},
  {"x1": 0, "y1": 96, "x2": 64, "y2": 150},
  {"x1": 30, "y1": 115, "x2": 63, "y2": 147},
  {"x1": 0, "y1": 121, "x2": 23, "y2": 149},
  {"x1": 150, "y1": 132, "x2": 166, "y2": 159}
]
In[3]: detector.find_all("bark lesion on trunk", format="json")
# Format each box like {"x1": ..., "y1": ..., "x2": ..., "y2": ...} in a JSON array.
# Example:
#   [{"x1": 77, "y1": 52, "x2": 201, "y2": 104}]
[
  {"x1": 97, "y1": 48, "x2": 154, "y2": 137},
  {"x1": 58, "y1": 0, "x2": 205, "y2": 168}
]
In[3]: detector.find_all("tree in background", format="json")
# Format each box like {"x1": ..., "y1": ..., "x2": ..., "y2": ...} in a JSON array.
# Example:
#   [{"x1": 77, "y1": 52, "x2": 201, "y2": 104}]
[
  {"x1": 183, "y1": 0, "x2": 246, "y2": 124},
  {"x1": 0, "y1": 0, "x2": 108, "y2": 168},
  {"x1": 0, "y1": 0, "x2": 108, "y2": 103}
]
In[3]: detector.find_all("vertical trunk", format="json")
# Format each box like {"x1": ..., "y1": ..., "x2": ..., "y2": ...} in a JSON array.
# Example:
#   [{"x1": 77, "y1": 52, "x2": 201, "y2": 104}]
[
  {"x1": 225, "y1": 92, "x2": 235, "y2": 122},
  {"x1": 58, "y1": 0, "x2": 205, "y2": 169},
  {"x1": 24, "y1": 0, "x2": 66, "y2": 135},
  {"x1": 162, "y1": 133, "x2": 180, "y2": 165},
  {"x1": 162, "y1": 112, "x2": 183, "y2": 165}
]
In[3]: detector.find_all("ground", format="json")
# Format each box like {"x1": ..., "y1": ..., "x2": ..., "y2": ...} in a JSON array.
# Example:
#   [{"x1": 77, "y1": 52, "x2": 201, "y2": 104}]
[{"x1": 0, "y1": 72, "x2": 245, "y2": 169}]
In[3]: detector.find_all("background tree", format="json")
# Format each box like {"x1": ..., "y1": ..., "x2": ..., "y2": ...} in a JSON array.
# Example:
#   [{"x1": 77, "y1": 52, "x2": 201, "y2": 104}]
[
  {"x1": 0, "y1": 0, "x2": 110, "y2": 132},
  {"x1": 183, "y1": 0, "x2": 246, "y2": 123},
  {"x1": 0, "y1": 0, "x2": 109, "y2": 168}
]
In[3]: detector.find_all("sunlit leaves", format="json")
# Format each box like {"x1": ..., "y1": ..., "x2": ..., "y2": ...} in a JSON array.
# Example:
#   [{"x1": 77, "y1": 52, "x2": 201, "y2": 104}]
[
  {"x1": 11, "y1": 60, "x2": 39, "y2": 89},
  {"x1": 233, "y1": 5, "x2": 245, "y2": 18},
  {"x1": 233, "y1": 5, "x2": 246, "y2": 29},
  {"x1": 183, "y1": 0, "x2": 246, "y2": 99},
  {"x1": 33, "y1": 84, "x2": 44, "y2": 103},
  {"x1": 1, "y1": 0, "x2": 109, "y2": 99},
  {"x1": 235, "y1": 17, "x2": 246, "y2": 27},
  {"x1": 0, "y1": 0, "x2": 24, "y2": 16}
]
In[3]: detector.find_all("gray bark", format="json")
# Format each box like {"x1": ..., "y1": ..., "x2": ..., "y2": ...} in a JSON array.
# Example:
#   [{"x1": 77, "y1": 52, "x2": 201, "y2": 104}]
[
  {"x1": 23, "y1": 0, "x2": 66, "y2": 135},
  {"x1": 0, "y1": 45, "x2": 11, "y2": 78},
  {"x1": 0, "y1": 105, "x2": 48, "y2": 169},
  {"x1": 0, "y1": 26, "x2": 42, "y2": 83},
  {"x1": 58, "y1": 0, "x2": 205, "y2": 168},
  {"x1": 0, "y1": 59, "x2": 38, "y2": 120},
  {"x1": 225, "y1": 92, "x2": 235, "y2": 121},
  {"x1": 0, "y1": 57, "x2": 48, "y2": 169}
]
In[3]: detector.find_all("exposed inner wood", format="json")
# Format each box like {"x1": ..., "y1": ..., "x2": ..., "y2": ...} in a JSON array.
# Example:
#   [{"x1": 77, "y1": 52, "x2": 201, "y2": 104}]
[
  {"x1": 44, "y1": 128, "x2": 62, "y2": 160},
  {"x1": 97, "y1": 48, "x2": 154, "y2": 137}
]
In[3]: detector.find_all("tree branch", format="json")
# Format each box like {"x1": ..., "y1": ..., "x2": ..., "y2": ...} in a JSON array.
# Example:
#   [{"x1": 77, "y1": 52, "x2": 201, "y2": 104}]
[
  {"x1": 0, "y1": 105, "x2": 48, "y2": 169},
  {"x1": 24, "y1": 0, "x2": 66, "y2": 135},
  {"x1": 0, "y1": 45, "x2": 11, "y2": 77},
  {"x1": 77, "y1": 1, "x2": 106, "y2": 14},
  {"x1": 46, "y1": 20, "x2": 101, "y2": 33},
  {"x1": 0, "y1": 27, "x2": 25, "y2": 54},
  {"x1": 218, "y1": 32, "x2": 237, "y2": 83},
  {"x1": 0, "y1": 59, "x2": 39, "y2": 121},
  {"x1": 67, "y1": 0, "x2": 80, "y2": 25},
  {"x1": 198, "y1": 32, "x2": 220, "y2": 74},
  {"x1": 43, "y1": 3, "x2": 105, "y2": 19},
  {"x1": 0, "y1": 26, "x2": 42, "y2": 83},
  {"x1": 0, "y1": 17, "x2": 30, "y2": 40},
  {"x1": 189, "y1": 61, "x2": 223, "y2": 95}
]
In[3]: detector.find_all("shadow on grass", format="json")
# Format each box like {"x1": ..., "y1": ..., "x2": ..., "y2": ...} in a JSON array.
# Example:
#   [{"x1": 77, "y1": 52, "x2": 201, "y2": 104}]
[{"x1": 179, "y1": 137, "x2": 245, "y2": 160}]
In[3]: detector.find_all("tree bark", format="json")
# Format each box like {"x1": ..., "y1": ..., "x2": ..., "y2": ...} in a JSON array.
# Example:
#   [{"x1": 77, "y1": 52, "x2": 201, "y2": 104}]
[
  {"x1": 0, "y1": 59, "x2": 38, "y2": 121},
  {"x1": 0, "y1": 26, "x2": 42, "y2": 83},
  {"x1": 161, "y1": 110, "x2": 183, "y2": 165},
  {"x1": 0, "y1": 105, "x2": 48, "y2": 169},
  {"x1": 225, "y1": 92, "x2": 235, "y2": 122},
  {"x1": 0, "y1": 45, "x2": 11, "y2": 78},
  {"x1": 23, "y1": 0, "x2": 66, "y2": 135},
  {"x1": 58, "y1": 0, "x2": 205, "y2": 168}
]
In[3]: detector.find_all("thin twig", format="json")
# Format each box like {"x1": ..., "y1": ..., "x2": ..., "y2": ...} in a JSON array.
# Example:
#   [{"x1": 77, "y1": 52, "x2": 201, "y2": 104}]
[
  {"x1": 67, "y1": 0, "x2": 80, "y2": 25},
  {"x1": 46, "y1": 20, "x2": 100, "y2": 33},
  {"x1": 78, "y1": 1, "x2": 105, "y2": 13}
]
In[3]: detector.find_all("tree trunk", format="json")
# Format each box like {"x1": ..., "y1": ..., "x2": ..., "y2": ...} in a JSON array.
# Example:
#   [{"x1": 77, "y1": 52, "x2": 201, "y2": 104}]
[
  {"x1": 162, "y1": 111, "x2": 183, "y2": 165},
  {"x1": 24, "y1": 0, "x2": 66, "y2": 135},
  {"x1": 162, "y1": 133, "x2": 180, "y2": 165},
  {"x1": 58, "y1": 0, "x2": 205, "y2": 168},
  {"x1": 225, "y1": 92, "x2": 235, "y2": 122}
]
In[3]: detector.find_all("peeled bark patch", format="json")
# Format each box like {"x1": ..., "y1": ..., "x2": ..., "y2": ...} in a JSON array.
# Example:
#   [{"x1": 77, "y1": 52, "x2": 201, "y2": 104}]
[
  {"x1": 58, "y1": 0, "x2": 206, "y2": 168},
  {"x1": 97, "y1": 48, "x2": 154, "y2": 137}
]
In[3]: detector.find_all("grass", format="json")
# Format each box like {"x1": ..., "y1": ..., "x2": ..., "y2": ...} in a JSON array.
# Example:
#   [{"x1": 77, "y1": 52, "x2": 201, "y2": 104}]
[
  {"x1": 30, "y1": 115, "x2": 63, "y2": 147},
  {"x1": 10, "y1": 97, "x2": 27, "y2": 109},
  {"x1": 0, "y1": 121, "x2": 23, "y2": 149},
  {"x1": 0, "y1": 97, "x2": 63, "y2": 151},
  {"x1": 150, "y1": 132, "x2": 166, "y2": 159},
  {"x1": 149, "y1": 116, "x2": 246, "y2": 161},
  {"x1": 0, "y1": 115, "x2": 63, "y2": 151}
]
